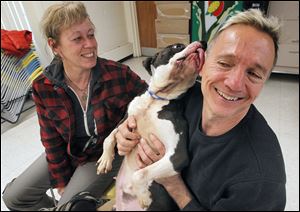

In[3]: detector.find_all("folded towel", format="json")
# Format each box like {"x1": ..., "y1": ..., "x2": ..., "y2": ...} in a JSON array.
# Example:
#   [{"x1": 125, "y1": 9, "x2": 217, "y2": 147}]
[{"x1": 1, "y1": 29, "x2": 32, "y2": 57}]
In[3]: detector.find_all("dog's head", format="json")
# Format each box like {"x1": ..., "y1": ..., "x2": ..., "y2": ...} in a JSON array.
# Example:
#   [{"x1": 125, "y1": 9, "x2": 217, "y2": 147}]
[
  {"x1": 143, "y1": 43, "x2": 186, "y2": 76},
  {"x1": 147, "y1": 41, "x2": 206, "y2": 100}
]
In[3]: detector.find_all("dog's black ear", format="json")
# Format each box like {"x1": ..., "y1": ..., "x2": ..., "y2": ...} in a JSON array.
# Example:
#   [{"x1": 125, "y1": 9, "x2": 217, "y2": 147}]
[
  {"x1": 150, "y1": 64, "x2": 156, "y2": 76},
  {"x1": 142, "y1": 57, "x2": 153, "y2": 76}
]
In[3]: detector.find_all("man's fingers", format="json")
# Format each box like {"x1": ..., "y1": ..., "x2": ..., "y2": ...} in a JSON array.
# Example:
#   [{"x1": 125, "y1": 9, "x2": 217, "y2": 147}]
[
  {"x1": 137, "y1": 141, "x2": 154, "y2": 166},
  {"x1": 115, "y1": 132, "x2": 138, "y2": 148},
  {"x1": 117, "y1": 123, "x2": 140, "y2": 140},
  {"x1": 127, "y1": 115, "x2": 137, "y2": 130},
  {"x1": 140, "y1": 138, "x2": 162, "y2": 162},
  {"x1": 116, "y1": 133, "x2": 139, "y2": 156},
  {"x1": 117, "y1": 143, "x2": 132, "y2": 156},
  {"x1": 136, "y1": 152, "x2": 146, "y2": 169},
  {"x1": 149, "y1": 134, "x2": 165, "y2": 157},
  {"x1": 115, "y1": 118, "x2": 140, "y2": 155}
]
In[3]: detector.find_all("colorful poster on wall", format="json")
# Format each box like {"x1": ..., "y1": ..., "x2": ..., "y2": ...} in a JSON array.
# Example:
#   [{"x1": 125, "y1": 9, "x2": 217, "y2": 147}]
[{"x1": 192, "y1": 1, "x2": 243, "y2": 43}]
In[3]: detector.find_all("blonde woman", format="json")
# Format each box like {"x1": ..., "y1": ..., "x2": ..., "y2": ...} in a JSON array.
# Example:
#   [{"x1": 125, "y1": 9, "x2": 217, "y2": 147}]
[{"x1": 2, "y1": 2, "x2": 147, "y2": 210}]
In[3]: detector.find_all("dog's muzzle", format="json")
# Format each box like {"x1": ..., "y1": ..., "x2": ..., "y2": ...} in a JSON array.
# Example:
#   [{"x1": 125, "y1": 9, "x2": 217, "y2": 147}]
[{"x1": 176, "y1": 41, "x2": 207, "y2": 62}]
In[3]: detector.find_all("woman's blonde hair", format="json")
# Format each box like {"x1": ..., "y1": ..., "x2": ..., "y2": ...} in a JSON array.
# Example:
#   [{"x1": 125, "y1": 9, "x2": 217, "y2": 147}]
[
  {"x1": 41, "y1": 1, "x2": 94, "y2": 43},
  {"x1": 208, "y1": 9, "x2": 281, "y2": 66}
]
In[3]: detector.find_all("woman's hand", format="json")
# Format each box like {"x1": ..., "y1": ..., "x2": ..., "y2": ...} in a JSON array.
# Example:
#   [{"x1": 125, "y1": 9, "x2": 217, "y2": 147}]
[
  {"x1": 115, "y1": 116, "x2": 140, "y2": 156},
  {"x1": 136, "y1": 133, "x2": 165, "y2": 168}
]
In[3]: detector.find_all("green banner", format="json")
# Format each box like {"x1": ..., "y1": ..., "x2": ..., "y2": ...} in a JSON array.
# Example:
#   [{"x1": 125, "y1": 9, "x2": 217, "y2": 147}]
[{"x1": 192, "y1": 1, "x2": 243, "y2": 43}]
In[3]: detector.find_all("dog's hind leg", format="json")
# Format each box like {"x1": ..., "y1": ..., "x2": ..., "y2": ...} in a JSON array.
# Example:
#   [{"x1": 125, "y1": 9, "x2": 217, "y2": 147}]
[
  {"x1": 96, "y1": 128, "x2": 118, "y2": 174},
  {"x1": 133, "y1": 153, "x2": 178, "y2": 183},
  {"x1": 130, "y1": 154, "x2": 178, "y2": 208}
]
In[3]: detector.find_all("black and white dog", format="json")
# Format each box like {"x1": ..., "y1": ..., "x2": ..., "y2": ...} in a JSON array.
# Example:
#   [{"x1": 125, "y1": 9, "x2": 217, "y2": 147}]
[{"x1": 97, "y1": 41, "x2": 206, "y2": 210}]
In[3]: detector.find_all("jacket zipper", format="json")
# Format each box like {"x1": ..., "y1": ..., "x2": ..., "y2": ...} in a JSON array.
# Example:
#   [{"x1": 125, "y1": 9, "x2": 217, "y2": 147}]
[{"x1": 68, "y1": 84, "x2": 91, "y2": 136}]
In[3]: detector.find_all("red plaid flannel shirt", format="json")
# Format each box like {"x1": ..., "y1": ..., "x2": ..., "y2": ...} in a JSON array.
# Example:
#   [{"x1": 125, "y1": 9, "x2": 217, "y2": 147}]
[{"x1": 32, "y1": 57, "x2": 147, "y2": 188}]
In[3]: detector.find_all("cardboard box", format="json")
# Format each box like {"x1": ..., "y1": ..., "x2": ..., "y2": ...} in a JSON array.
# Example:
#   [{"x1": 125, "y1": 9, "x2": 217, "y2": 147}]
[
  {"x1": 157, "y1": 33, "x2": 190, "y2": 48},
  {"x1": 155, "y1": 18, "x2": 190, "y2": 34},
  {"x1": 156, "y1": 3, "x2": 191, "y2": 19}
]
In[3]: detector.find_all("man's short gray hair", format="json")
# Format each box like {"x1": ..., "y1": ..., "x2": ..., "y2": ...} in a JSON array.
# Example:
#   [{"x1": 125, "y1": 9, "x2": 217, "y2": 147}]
[{"x1": 208, "y1": 9, "x2": 281, "y2": 66}]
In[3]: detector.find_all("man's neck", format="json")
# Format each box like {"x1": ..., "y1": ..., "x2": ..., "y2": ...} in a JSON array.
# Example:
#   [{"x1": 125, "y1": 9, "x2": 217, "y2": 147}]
[{"x1": 201, "y1": 106, "x2": 249, "y2": 137}]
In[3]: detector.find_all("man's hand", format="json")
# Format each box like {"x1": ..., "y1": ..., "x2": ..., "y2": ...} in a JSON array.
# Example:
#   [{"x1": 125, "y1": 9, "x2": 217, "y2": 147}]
[
  {"x1": 115, "y1": 116, "x2": 140, "y2": 156},
  {"x1": 156, "y1": 175, "x2": 192, "y2": 209},
  {"x1": 137, "y1": 134, "x2": 165, "y2": 168}
]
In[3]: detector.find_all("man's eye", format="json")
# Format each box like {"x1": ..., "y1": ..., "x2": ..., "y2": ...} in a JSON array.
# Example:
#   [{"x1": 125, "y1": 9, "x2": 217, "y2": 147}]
[
  {"x1": 88, "y1": 34, "x2": 94, "y2": 38},
  {"x1": 247, "y1": 71, "x2": 262, "y2": 79},
  {"x1": 246, "y1": 68, "x2": 264, "y2": 81},
  {"x1": 218, "y1": 61, "x2": 231, "y2": 68}
]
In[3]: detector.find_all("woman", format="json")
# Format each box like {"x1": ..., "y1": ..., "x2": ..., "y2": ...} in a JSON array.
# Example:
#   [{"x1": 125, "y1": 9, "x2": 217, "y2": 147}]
[{"x1": 2, "y1": 2, "x2": 147, "y2": 210}]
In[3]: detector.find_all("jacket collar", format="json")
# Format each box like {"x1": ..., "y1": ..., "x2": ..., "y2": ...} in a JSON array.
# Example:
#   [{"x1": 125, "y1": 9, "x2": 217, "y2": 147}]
[{"x1": 43, "y1": 57, "x2": 117, "y2": 88}]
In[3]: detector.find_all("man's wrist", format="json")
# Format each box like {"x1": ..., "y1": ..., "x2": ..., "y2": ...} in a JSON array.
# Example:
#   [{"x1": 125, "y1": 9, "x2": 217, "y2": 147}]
[{"x1": 163, "y1": 176, "x2": 192, "y2": 209}]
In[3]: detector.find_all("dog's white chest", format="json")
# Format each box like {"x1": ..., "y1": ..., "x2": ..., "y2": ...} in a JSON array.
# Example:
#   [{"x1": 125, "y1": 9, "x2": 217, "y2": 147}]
[{"x1": 127, "y1": 93, "x2": 180, "y2": 150}]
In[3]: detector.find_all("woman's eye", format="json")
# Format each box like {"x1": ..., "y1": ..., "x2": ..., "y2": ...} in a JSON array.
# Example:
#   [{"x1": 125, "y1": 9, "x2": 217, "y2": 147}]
[
  {"x1": 88, "y1": 34, "x2": 95, "y2": 38},
  {"x1": 73, "y1": 37, "x2": 82, "y2": 42}
]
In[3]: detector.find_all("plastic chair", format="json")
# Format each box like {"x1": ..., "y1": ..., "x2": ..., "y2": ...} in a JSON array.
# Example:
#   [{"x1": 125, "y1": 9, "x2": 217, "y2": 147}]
[{"x1": 1, "y1": 44, "x2": 43, "y2": 123}]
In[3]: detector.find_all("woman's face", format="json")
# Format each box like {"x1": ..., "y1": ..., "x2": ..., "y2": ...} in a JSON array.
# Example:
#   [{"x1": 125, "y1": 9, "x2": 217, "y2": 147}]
[{"x1": 53, "y1": 18, "x2": 98, "y2": 72}]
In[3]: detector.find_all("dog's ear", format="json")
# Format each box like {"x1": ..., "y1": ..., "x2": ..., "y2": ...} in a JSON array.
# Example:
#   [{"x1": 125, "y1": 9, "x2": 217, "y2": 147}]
[
  {"x1": 150, "y1": 65, "x2": 156, "y2": 76},
  {"x1": 142, "y1": 57, "x2": 153, "y2": 76}
]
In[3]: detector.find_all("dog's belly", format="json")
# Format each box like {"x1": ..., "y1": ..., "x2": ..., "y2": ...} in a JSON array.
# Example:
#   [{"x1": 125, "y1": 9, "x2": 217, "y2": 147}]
[
  {"x1": 122, "y1": 100, "x2": 181, "y2": 181},
  {"x1": 115, "y1": 94, "x2": 189, "y2": 210},
  {"x1": 115, "y1": 160, "x2": 144, "y2": 211}
]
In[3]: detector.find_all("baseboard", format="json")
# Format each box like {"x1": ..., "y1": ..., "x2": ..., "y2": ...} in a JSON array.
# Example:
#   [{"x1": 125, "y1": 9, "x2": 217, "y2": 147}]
[
  {"x1": 99, "y1": 43, "x2": 133, "y2": 61},
  {"x1": 141, "y1": 47, "x2": 160, "y2": 57}
]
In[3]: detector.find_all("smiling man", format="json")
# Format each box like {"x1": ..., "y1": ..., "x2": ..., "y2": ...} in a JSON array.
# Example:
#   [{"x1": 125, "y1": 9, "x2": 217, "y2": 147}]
[
  {"x1": 199, "y1": 22, "x2": 275, "y2": 136},
  {"x1": 116, "y1": 9, "x2": 286, "y2": 211}
]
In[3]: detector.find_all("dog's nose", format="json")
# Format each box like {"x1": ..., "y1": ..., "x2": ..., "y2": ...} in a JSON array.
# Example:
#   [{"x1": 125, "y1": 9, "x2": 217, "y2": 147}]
[{"x1": 199, "y1": 41, "x2": 207, "y2": 51}]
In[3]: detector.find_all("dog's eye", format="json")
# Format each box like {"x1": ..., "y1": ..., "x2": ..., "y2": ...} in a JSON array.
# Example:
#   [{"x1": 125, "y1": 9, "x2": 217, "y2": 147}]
[{"x1": 172, "y1": 44, "x2": 185, "y2": 50}]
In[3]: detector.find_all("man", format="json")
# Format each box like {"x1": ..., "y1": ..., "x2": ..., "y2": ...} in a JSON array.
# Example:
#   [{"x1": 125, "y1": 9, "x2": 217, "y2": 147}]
[{"x1": 116, "y1": 9, "x2": 286, "y2": 210}]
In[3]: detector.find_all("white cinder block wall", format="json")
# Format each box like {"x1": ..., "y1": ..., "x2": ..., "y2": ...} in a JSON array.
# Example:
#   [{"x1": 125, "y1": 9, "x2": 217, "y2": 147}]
[{"x1": 1, "y1": 1, "x2": 140, "y2": 68}]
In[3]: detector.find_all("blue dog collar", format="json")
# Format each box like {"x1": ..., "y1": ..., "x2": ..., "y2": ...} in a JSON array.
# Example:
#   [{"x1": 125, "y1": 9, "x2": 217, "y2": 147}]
[{"x1": 147, "y1": 89, "x2": 169, "y2": 101}]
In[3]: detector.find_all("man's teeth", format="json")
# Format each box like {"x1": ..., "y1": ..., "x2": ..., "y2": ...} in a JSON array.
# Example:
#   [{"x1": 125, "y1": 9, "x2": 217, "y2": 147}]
[
  {"x1": 82, "y1": 53, "x2": 94, "y2": 58},
  {"x1": 216, "y1": 89, "x2": 239, "y2": 101}
]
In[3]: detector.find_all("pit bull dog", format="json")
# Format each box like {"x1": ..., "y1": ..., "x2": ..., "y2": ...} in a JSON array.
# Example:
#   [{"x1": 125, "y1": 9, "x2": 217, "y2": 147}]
[
  {"x1": 97, "y1": 41, "x2": 206, "y2": 210},
  {"x1": 142, "y1": 43, "x2": 186, "y2": 76}
]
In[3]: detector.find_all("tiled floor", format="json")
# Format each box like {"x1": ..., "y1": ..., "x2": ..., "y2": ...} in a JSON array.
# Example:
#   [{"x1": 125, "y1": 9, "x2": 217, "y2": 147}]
[{"x1": 1, "y1": 57, "x2": 299, "y2": 211}]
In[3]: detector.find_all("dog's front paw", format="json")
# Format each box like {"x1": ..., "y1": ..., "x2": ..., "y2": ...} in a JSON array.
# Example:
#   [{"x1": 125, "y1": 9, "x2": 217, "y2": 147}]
[{"x1": 96, "y1": 153, "x2": 114, "y2": 174}]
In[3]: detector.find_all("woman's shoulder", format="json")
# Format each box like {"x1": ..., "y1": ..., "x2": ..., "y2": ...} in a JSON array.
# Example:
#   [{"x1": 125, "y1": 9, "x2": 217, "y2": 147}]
[{"x1": 32, "y1": 72, "x2": 47, "y2": 87}]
